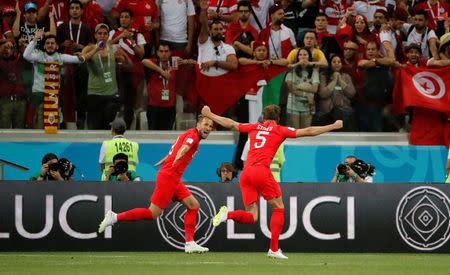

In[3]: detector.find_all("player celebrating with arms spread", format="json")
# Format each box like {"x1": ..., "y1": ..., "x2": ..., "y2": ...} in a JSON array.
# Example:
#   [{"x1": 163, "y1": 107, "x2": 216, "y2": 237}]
[
  {"x1": 202, "y1": 104, "x2": 342, "y2": 259},
  {"x1": 98, "y1": 115, "x2": 214, "y2": 253}
]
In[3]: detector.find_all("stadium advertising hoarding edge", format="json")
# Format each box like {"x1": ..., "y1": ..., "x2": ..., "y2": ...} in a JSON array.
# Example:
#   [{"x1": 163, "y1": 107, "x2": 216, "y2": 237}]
[{"x1": 0, "y1": 181, "x2": 449, "y2": 253}]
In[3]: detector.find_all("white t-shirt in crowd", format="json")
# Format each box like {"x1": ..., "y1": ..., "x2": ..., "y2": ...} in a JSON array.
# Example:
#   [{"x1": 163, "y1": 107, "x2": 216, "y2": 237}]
[
  {"x1": 109, "y1": 28, "x2": 146, "y2": 56},
  {"x1": 379, "y1": 30, "x2": 397, "y2": 58},
  {"x1": 249, "y1": 0, "x2": 274, "y2": 32},
  {"x1": 402, "y1": 23, "x2": 438, "y2": 59},
  {"x1": 157, "y1": 0, "x2": 196, "y2": 43},
  {"x1": 353, "y1": 1, "x2": 387, "y2": 22},
  {"x1": 268, "y1": 24, "x2": 297, "y2": 59},
  {"x1": 96, "y1": 0, "x2": 116, "y2": 16},
  {"x1": 197, "y1": 37, "x2": 236, "y2": 76}
]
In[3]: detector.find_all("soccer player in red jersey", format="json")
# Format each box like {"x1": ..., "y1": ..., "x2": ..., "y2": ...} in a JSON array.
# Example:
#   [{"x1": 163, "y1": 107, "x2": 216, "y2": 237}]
[
  {"x1": 202, "y1": 104, "x2": 342, "y2": 259},
  {"x1": 98, "y1": 115, "x2": 214, "y2": 253}
]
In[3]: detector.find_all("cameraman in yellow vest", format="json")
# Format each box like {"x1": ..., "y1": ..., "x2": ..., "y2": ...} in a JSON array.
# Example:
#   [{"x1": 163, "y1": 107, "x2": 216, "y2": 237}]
[{"x1": 99, "y1": 118, "x2": 139, "y2": 181}]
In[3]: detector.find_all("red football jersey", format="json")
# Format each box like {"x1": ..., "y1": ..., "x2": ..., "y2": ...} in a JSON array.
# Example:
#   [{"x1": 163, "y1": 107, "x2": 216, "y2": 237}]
[
  {"x1": 159, "y1": 128, "x2": 200, "y2": 178},
  {"x1": 239, "y1": 121, "x2": 297, "y2": 167}
]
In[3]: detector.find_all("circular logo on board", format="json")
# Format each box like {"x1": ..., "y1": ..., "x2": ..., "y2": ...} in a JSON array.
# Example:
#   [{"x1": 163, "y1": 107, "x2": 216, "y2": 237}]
[
  {"x1": 396, "y1": 186, "x2": 450, "y2": 251},
  {"x1": 412, "y1": 72, "x2": 446, "y2": 99},
  {"x1": 157, "y1": 185, "x2": 216, "y2": 250}
]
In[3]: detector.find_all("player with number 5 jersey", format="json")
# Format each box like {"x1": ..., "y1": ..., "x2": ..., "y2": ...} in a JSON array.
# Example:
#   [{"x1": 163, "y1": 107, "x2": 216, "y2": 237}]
[
  {"x1": 98, "y1": 115, "x2": 214, "y2": 253},
  {"x1": 202, "y1": 104, "x2": 343, "y2": 259}
]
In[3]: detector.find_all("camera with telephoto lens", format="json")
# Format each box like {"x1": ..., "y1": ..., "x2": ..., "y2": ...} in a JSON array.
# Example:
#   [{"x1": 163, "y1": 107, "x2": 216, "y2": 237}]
[
  {"x1": 48, "y1": 162, "x2": 61, "y2": 172},
  {"x1": 112, "y1": 161, "x2": 128, "y2": 176}
]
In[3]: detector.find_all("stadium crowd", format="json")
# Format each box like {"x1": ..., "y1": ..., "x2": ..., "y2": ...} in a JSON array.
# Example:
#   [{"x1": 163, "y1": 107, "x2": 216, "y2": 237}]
[{"x1": 0, "y1": 0, "x2": 449, "y2": 132}]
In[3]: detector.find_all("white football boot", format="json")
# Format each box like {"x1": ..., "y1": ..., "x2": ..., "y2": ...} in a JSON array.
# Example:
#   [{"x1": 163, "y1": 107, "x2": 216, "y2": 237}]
[
  {"x1": 98, "y1": 210, "x2": 117, "y2": 233},
  {"x1": 213, "y1": 206, "x2": 228, "y2": 226},
  {"x1": 184, "y1": 241, "x2": 209, "y2": 253},
  {"x1": 267, "y1": 249, "x2": 288, "y2": 259}
]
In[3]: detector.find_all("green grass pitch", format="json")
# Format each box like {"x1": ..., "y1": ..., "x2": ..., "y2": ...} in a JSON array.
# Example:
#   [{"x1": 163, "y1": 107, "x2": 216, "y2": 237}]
[{"x1": 1, "y1": 252, "x2": 450, "y2": 275}]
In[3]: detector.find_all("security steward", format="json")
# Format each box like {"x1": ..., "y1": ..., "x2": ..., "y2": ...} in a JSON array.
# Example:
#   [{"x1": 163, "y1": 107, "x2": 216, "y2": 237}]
[{"x1": 99, "y1": 117, "x2": 139, "y2": 180}]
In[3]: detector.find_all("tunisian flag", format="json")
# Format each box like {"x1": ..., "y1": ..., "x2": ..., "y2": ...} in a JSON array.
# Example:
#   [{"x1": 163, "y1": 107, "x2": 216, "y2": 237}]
[
  {"x1": 177, "y1": 64, "x2": 287, "y2": 115},
  {"x1": 393, "y1": 65, "x2": 450, "y2": 145}
]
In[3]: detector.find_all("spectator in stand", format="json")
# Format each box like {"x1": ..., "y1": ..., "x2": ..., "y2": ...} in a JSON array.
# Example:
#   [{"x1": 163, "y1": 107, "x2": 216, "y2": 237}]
[
  {"x1": 225, "y1": 0, "x2": 258, "y2": 59},
  {"x1": 109, "y1": 9, "x2": 146, "y2": 129},
  {"x1": 287, "y1": 31, "x2": 328, "y2": 66},
  {"x1": 110, "y1": 0, "x2": 158, "y2": 56},
  {"x1": 281, "y1": 0, "x2": 303, "y2": 40},
  {"x1": 197, "y1": 0, "x2": 238, "y2": 76},
  {"x1": 259, "y1": 4, "x2": 297, "y2": 60},
  {"x1": 341, "y1": 40, "x2": 364, "y2": 94},
  {"x1": 336, "y1": 11, "x2": 376, "y2": 60},
  {"x1": 401, "y1": 10, "x2": 439, "y2": 59},
  {"x1": 0, "y1": 39, "x2": 27, "y2": 128},
  {"x1": 313, "y1": 54, "x2": 356, "y2": 131},
  {"x1": 157, "y1": 0, "x2": 194, "y2": 58},
  {"x1": 357, "y1": 41, "x2": 400, "y2": 132},
  {"x1": 142, "y1": 43, "x2": 181, "y2": 130},
  {"x1": 217, "y1": 162, "x2": 237, "y2": 182},
  {"x1": 37, "y1": 0, "x2": 70, "y2": 25},
  {"x1": 404, "y1": 42, "x2": 450, "y2": 67},
  {"x1": 23, "y1": 29, "x2": 87, "y2": 129},
  {"x1": 82, "y1": 23, "x2": 132, "y2": 130},
  {"x1": 239, "y1": 40, "x2": 289, "y2": 123},
  {"x1": 314, "y1": 12, "x2": 341, "y2": 58},
  {"x1": 438, "y1": 32, "x2": 450, "y2": 60},
  {"x1": 247, "y1": 0, "x2": 274, "y2": 32},
  {"x1": 13, "y1": 1, "x2": 56, "y2": 45},
  {"x1": 284, "y1": 47, "x2": 319, "y2": 128},
  {"x1": 319, "y1": 0, "x2": 349, "y2": 35},
  {"x1": 57, "y1": 0, "x2": 93, "y2": 129},
  {"x1": 414, "y1": 0, "x2": 449, "y2": 30},
  {"x1": 374, "y1": 9, "x2": 400, "y2": 60},
  {"x1": 207, "y1": 0, "x2": 238, "y2": 35},
  {"x1": 2, "y1": 6, "x2": 16, "y2": 30}
]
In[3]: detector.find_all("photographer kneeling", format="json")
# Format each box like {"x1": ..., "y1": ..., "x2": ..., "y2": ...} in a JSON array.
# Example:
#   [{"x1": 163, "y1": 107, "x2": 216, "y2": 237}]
[
  {"x1": 105, "y1": 153, "x2": 141, "y2": 182},
  {"x1": 331, "y1": 155, "x2": 375, "y2": 183}
]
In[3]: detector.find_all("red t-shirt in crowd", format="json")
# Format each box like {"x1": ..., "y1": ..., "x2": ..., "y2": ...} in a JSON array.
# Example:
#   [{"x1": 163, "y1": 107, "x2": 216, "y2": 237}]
[
  {"x1": 414, "y1": 0, "x2": 450, "y2": 30},
  {"x1": 159, "y1": 128, "x2": 200, "y2": 178},
  {"x1": 82, "y1": 1, "x2": 103, "y2": 32},
  {"x1": 239, "y1": 121, "x2": 297, "y2": 167},
  {"x1": 112, "y1": 0, "x2": 159, "y2": 43},
  {"x1": 36, "y1": 0, "x2": 70, "y2": 23},
  {"x1": 146, "y1": 58, "x2": 176, "y2": 108}
]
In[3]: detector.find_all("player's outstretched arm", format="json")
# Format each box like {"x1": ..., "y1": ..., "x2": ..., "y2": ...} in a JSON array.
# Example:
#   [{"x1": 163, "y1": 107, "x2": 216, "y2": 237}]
[
  {"x1": 173, "y1": 145, "x2": 191, "y2": 166},
  {"x1": 295, "y1": 120, "x2": 343, "y2": 137},
  {"x1": 201, "y1": 106, "x2": 239, "y2": 131}
]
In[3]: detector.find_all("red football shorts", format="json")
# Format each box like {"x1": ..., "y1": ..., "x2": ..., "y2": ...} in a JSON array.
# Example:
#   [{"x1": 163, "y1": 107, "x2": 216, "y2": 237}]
[
  {"x1": 151, "y1": 172, "x2": 192, "y2": 209},
  {"x1": 239, "y1": 164, "x2": 282, "y2": 206}
]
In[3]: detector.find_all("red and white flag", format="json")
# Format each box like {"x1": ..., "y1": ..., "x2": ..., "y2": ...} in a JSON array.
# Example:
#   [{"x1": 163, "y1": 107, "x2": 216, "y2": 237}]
[
  {"x1": 393, "y1": 65, "x2": 450, "y2": 114},
  {"x1": 191, "y1": 64, "x2": 287, "y2": 115},
  {"x1": 393, "y1": 65, "x2": 450, "y2": 145}
]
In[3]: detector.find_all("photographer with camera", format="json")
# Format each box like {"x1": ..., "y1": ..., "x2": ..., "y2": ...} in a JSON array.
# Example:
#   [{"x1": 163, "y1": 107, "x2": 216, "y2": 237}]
[
  {"x1": 331, "y1": 155, "x2": 375, "y2": 183},
  {"x1": 30, "y1": 153, "x2": 64, "y2": 181},
  {"x1": 105, "y1": 153, "x2": 141, "y2": 181}
]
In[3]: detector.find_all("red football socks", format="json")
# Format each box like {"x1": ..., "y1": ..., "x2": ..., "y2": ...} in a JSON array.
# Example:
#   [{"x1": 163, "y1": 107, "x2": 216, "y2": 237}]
[
  {"x1": 227, "y1": 210, "x2": 255, "y2": 224},
  {"x1": 184, "y1": 208, "x2": 198, "y2": 242},
  {"x1": 117, "y1": 208, "x2": 153, "y2": 221},
  {"x1": 270, "y1": 208, "x2": 284, "y2": 252}
]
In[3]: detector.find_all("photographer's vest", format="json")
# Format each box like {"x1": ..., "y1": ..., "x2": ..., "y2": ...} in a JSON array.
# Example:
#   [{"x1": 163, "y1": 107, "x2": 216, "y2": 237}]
[
  {"x1": 101, "y1": 137, "x2": 139, "y2": 180},
  {"x1": 270, "y1": 144, "x2": 284, "y2": 183}
]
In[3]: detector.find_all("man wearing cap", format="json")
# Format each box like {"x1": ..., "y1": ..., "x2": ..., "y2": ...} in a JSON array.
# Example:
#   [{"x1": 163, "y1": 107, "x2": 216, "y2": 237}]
[
  {"x1": 81, "y1": 23, "x2": 132, "y2": 130},
  {"x1": 404, "y1": 42, "x2": 450, "y2": 68},
  {"x1": 2, "y1": 6, "x2": 16, "y2": 31},
  {"x1": 13, "y1": 1, "x2": 56, "y2": 45},
  {"x1": 259, "y1": 4, "x2": 297, "y2": 60},
  {"x1": 99, "y1": 117, "x2": 139, "y2": 181}
]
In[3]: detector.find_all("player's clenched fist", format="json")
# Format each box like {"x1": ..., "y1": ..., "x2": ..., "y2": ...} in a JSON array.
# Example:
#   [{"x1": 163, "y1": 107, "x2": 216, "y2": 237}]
[
  {"x1": 201, "y1": 106, "x2": 211, "y2": 117},
  {"x1": 333, "y1": 120, "x2": 343, "y2": 130}
]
